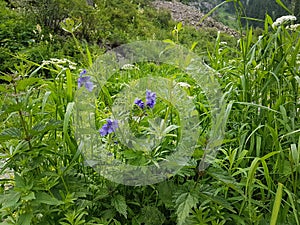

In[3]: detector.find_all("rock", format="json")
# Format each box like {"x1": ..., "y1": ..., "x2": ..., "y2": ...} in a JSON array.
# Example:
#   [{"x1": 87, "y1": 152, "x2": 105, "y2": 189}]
[
  {"x1": 152, "y1": 0, "x2": 239, "y2": 37},
  {"x1": 0, "y1": 159, "x2": 14, "y2": 191}
]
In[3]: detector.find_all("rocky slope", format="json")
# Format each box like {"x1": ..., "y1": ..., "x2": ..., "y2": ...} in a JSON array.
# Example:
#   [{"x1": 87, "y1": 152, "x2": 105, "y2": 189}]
[{"x1": 152, "y1": 0, "x2": 239, "y2": 37}]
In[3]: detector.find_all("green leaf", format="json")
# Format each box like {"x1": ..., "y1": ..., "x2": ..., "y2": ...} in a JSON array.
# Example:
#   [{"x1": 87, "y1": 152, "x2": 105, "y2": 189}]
[
  {"x1": 163, "y1": 39, "x2": 175, "y2": 45},
  {"x1": 16, "y1": 77, "x2": 41, "y2": 91},
  {"x1": 0, "y1": 84, "x2": 7, "y2": 92},
  {"x1": 265, "y1": 14, "x2": 274, "y2": 32},
  {"x1": 295, "y1": 76, "x2": 300, "y2": 86},
  {"x1": 111, "y1": 195, "x2": 127, "y2": 218},
  {"x1": 270, "y1": 183, "x2": 283, "y2": 225},
  {"x1": 198, "y1": 1, "x2": 229, "y2": 24},
  {"x1": 158, "y1": 181, "x2": 177, "y2": 208},
  {"x1": 17, "y1": 212, "x2": 33, "y2": 225},
  {"x1": 0, "y1": 191, "x2": 21, "y2": 209},
  {"x1": 290, "y1": 144, "x2": 299, "y2": 166},
  {"x1": 63, "y1": 102, "x2": 74, "y2": 141},
  {"x1": 246, "y1": 157, "x2": 260, "y2": 195},
  {"x1": 190, "y1": 41, "x2": 198, "y2": 51},
  {"x1": 176, "y1": 22, "x2": 182, "y2": 31},
  {"x1": 66, "y1": 69, "x2": 73, "y2": 102},
  {"x1": 35, "y1": 192, "x2": 64, "y2": 206},
  {"x1": 175, "y1": 192, "x2": 199, "y2": 225},
  {"x1": 22, "y1": 192, "x2": 35, "y2": 201},
  {"x1": 0, "y1": 127, "x2": 22, "y2": 141},
  {"x1": 0, "y1": 75, "x2": 12, "y2": 82},
  {"x1": 41, "y1": 91, "x2": 51, "y2": 114},
  {"x1": 86, "y1": 45, "x2": 93, "y2": 67},
  {"x1": 137, "y1": 206, "x2": 165, "y2": 225},
  {"x1": 275, "y1": 0, "x2": 292, "y2": 14}
]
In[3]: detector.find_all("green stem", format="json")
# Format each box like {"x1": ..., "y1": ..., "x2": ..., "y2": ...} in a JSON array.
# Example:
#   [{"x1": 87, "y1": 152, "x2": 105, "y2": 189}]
[{"x1": 13, "y1": 81, "x2": 32, "y2": 150}]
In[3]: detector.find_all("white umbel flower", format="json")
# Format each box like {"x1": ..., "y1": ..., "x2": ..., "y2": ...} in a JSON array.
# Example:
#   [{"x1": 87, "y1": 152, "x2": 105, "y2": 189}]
[
  {"x1": 272, "y1": 15, "x2": 297, "y2": 28},
  {"x1": 286, "y1": 24, "x2": 300, "y2": 31}
]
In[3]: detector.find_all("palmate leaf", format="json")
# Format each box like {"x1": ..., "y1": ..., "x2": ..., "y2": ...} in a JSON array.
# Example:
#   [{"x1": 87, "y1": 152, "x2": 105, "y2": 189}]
[
  {"x1": 0, "y1": 127, "x2": 22, "y2": 141},
  {"x1": 175, "y1": 192, "x2": 199, "y2": 225}
]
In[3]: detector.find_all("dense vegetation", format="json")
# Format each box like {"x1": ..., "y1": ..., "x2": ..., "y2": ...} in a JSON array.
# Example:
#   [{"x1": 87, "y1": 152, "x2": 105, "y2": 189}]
[
  {"x1": 0, "y1": 0, "x2": 300, "y2": 224},
  {"x1": 179, "y1": 0, "x2": 300, "y2": 28}
]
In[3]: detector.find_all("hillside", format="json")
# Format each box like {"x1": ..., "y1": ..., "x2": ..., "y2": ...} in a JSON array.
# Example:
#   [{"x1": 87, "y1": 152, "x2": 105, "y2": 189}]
[
  {"x1": 179, "y1": 0, "x2": 300, "y2": 27},
  {"x1": 152, "y1": 0, "x2": 239, "y2": 36}
]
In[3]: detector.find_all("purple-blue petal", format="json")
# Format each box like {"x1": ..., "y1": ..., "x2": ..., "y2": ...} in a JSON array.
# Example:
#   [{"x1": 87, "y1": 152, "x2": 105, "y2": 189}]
[
  {"x1": 134, "y1": 98, "x2": 145, "y2": 109},
  {"x1": 145, "y1": 90, "x2": 156, "y2": 108},
  {"x1": 80, "y1": 69, "x2": 87, "y2": 76},
  {"x1": 85, "y1": 81, "x2": 94, "y2": 92},
  {"x1": 78, "y1": 75, "x2": 94, "y2": 92},
  {"x1": 111, "y1": 120, "x2": 118, "y2": 130},
  {"x1": 99, "y1": 125, "x2": 108, "y2": 136},
  {"x1": 99, "y1": 119, "x2": 118, "y2": 136}
]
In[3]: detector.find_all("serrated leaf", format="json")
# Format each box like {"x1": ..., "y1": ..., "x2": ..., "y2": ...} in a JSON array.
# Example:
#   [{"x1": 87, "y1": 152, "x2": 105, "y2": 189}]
[
  {"x1": 0, "y1": 127, "x2": 22, "y2": 141},
  {"x1": 16, "y1": 77, "x2": 41, "y2": 91},
  {"x1": 111, "y1": 195, "x2": 127, "y2": 218},
  {"x1": 175, "y1": 192, "x2": 199, "y2": 225},
  {"x1": 0, "y1": 75, "x2": 12, "y2": 82}
]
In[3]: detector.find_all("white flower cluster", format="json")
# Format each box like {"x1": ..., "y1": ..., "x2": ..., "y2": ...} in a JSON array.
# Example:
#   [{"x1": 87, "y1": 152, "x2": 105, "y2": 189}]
[
  {"x1": 121, "y1": 64, "x2": 139, "y2": 70},
  {"x1": 272, "y1": 15, "x2": 297, "y2": 28},
  {"x1": 42, "y1": 58, "x2": 77, "y2": 70},
  {"x1": 286, "y1": 24, "x2": 300, "y2": 31}
]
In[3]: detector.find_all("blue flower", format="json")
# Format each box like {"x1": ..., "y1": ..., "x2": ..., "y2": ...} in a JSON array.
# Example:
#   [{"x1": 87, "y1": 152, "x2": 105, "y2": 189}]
[
  {"x1": 78, "y1": 69, "x2": 94, "y2": 92},
  {"x1": 134, "y1": 98, "x2": 145, "y2": 109},
  {"x1": 146, "y1": 89, "x2": 156, "y2": 108},
  {"x1": 99, "y1": 119, "x2": 118, "y2": 136}
]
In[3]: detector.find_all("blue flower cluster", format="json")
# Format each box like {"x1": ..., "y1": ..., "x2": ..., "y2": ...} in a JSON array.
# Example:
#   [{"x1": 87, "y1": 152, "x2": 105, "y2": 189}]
[
  {"x1": 78, "y1": 69, "x2": 94, "y2": 92},
  {"x1": 99, "y1": 119, "x2": 118, "y2": 136},
  {"x1": 98, "y1": 90, "x2": 156, "y2": 137},
  {"x1": 134, "y1": 98, "x2": 145, "y2": 109},
  {"x1": 134, "y1": 89, "x2": 156, "y2": 109}
]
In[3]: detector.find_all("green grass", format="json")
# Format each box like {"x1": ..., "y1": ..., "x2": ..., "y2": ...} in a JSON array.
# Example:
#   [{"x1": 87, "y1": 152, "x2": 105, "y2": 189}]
[{"x1": 0, "y1": 1, "x2": 300, "y2": 224}]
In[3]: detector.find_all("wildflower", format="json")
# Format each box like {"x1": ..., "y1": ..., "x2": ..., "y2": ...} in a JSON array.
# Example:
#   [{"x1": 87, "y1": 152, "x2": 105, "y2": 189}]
[
  {"x1": 99, "y1": 119, "x2": 118, "y2": 136},
  {"x1": 134, "y1": 98, "x2": 145, "y2": 109},
  {"x1": 272, "y1": 15, "x2": 297, "y2": 28},
  {"x1": 146, "y1": 89, "x2": 156, "y2": 108},
  {"x1": 177, "y1": 82, "x2": 191, "y2": 88},
  {"x1": 286, "y1": 24, "x2": 300, "y2": 31},
  {"x1": 121, "y1": 64, "x2": 139, "y2": 70},
  {"x1": 78, "y1": 69, "x2": 94, "y2": 92}
]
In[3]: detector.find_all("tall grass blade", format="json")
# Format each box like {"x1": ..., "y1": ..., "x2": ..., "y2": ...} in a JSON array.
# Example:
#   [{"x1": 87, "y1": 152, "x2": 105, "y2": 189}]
[
  {"x1": 197, "y1": 1, "x2": 232, "y2": 25},
  {"x1": 284, "y1": 188, "x2": 300, "y2": 225},
  {"x1": 63, "y1": 102, "x2": 74, "y2": 143},
  {"x1": 275, "y1": 0, "x2": 293, "y2": 14},
  {"x1": 270, "y1": 182, "x2": 283, "y2": 225},
  {"x1": 66, "y1": 69, "x2": 73, "y2": 102}
]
